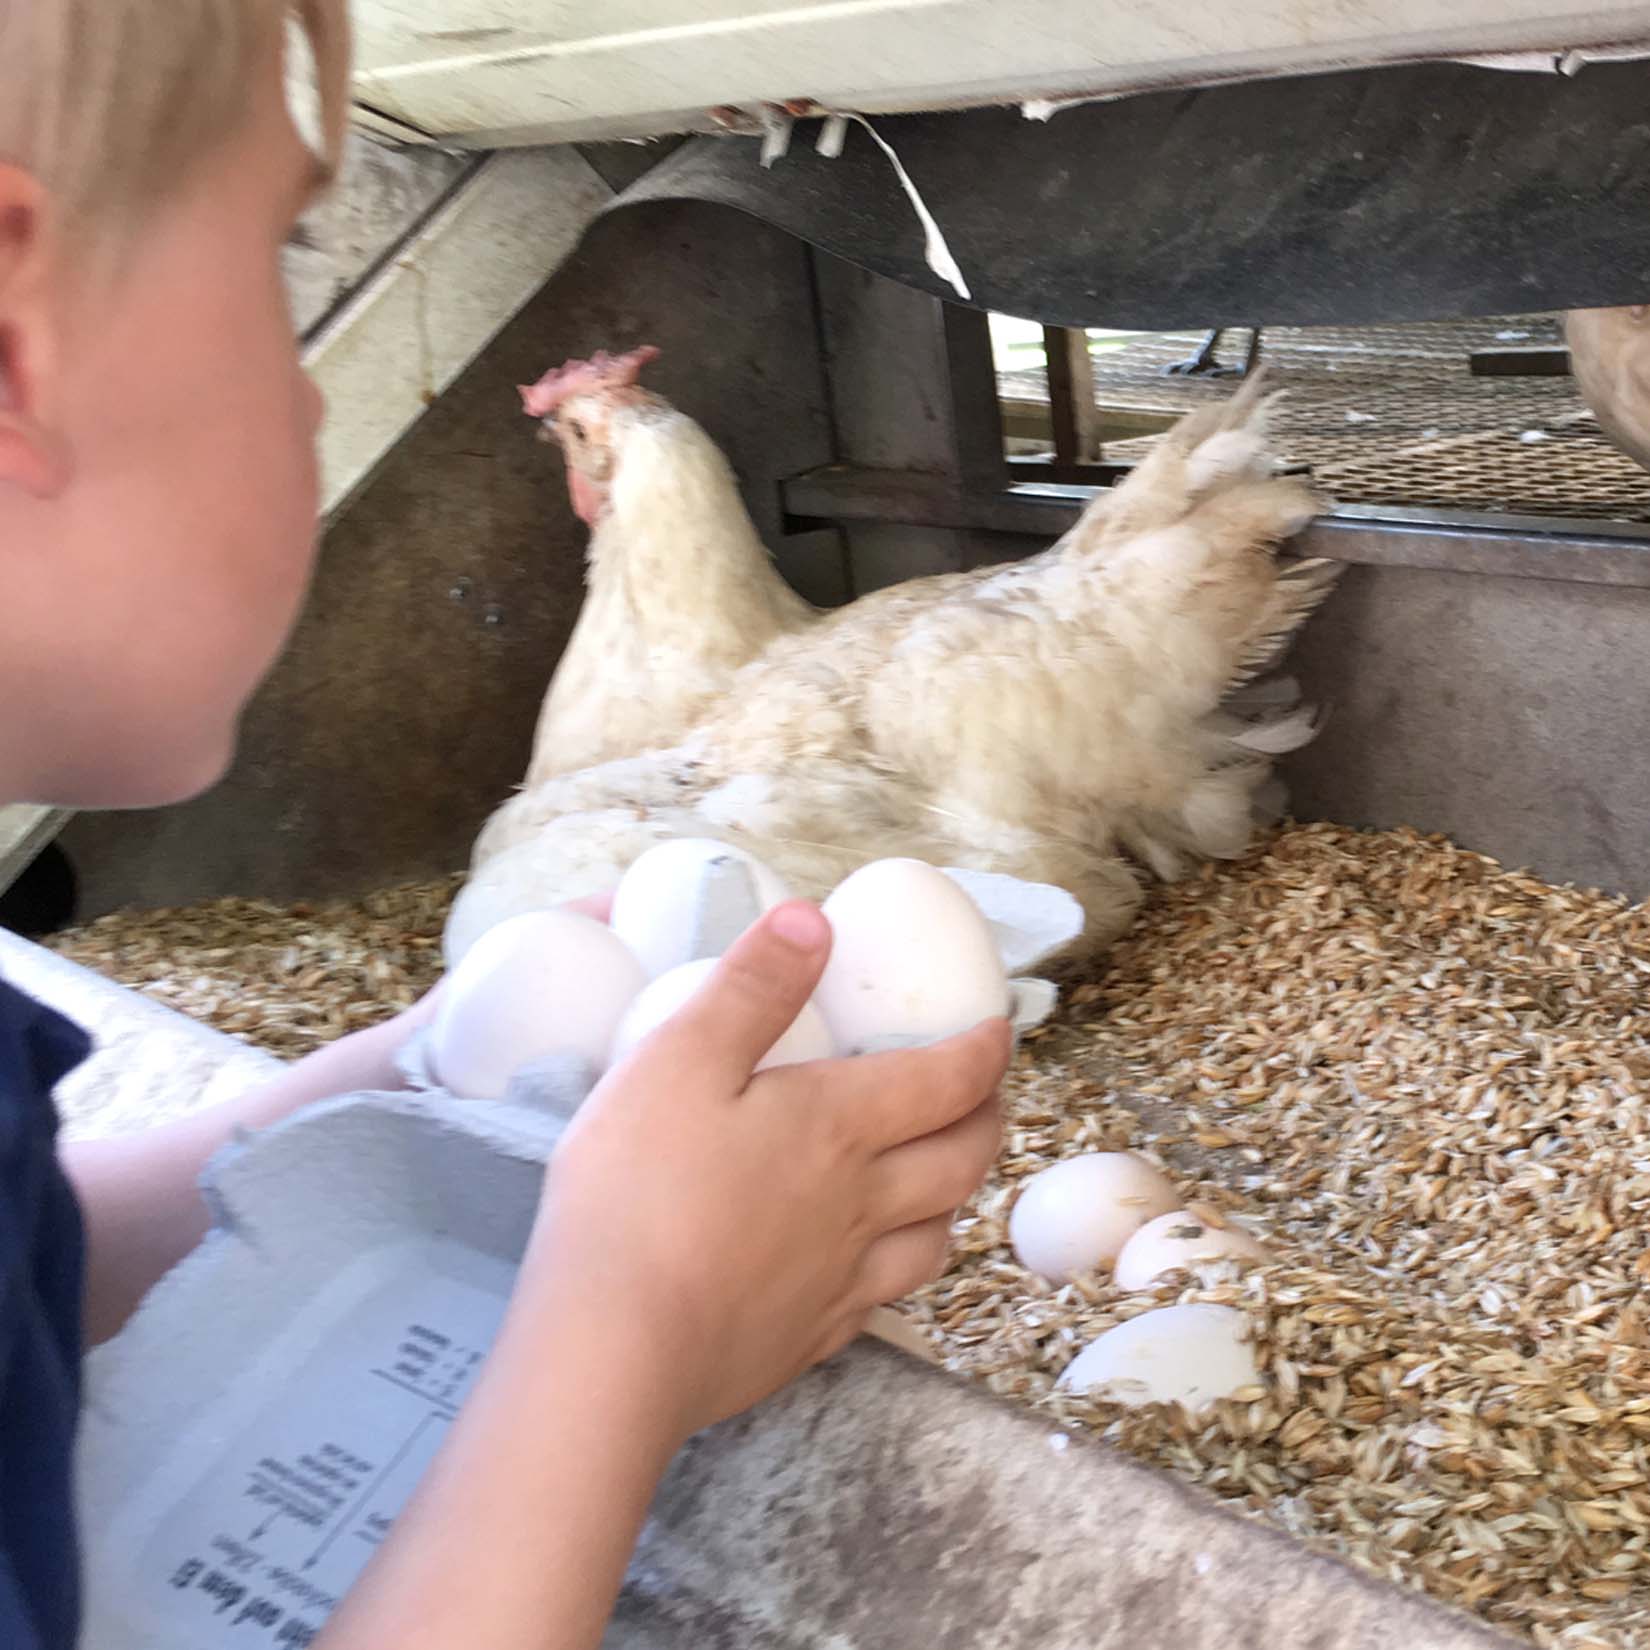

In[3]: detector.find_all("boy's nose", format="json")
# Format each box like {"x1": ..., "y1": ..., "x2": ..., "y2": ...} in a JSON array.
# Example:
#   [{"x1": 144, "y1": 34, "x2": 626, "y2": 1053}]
[{"x1": 302, "y1": 371, "x2": 324, "y2": 433}]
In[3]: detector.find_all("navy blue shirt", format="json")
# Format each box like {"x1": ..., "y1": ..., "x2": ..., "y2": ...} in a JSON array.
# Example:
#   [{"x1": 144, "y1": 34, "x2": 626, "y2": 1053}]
[{"x1": 0, "y1": 974, "x2": 89, "y2": 1650}]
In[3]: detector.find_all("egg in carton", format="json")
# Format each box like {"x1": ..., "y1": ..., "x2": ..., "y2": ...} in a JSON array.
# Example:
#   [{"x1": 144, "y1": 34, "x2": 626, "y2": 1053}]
[{"x1": 396, "y1": 845, "x2": 1086, "y2": 1122}]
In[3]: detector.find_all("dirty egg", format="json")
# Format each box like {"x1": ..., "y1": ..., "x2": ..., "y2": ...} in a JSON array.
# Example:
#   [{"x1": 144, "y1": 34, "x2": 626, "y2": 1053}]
[
  {"x1": 814, "y1": 859, "x2": 1009, "y2": 1055},
  {"x1": 609, "y1": 956, "x2": 836, "y2": 1072},
  {"x1": 1057, "y1": 1304, "x2": 1259, "y2": 1411},
  {"x1": 1112, "y1": 1210, "x2": 1269, "y2": 1292},
  {"x1": 611, "y1": 838, "x2": 791, "y2": 978},
  {"x1": 1008, "y1": 1152, "x2": 1178, "y2": 1284},
  {"x1": 429, "y1": 909, "x2": 646, "y2": 1099}
]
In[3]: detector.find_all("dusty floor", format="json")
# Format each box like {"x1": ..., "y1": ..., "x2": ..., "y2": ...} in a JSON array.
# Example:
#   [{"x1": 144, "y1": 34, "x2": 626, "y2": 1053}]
[
  {"x1": 45, "y1": 824, "x2": 1650, "y2": 1649},
  {"x1": 1000, "y1": 315, "x2": 1650, "y2": 525}
]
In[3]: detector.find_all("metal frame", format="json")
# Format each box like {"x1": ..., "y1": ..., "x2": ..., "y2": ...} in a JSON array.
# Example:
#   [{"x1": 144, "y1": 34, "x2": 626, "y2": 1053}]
[
  {"x1": 794, "y1": 307, "x2": 1650, "y2": 575},
  {"x1": 784, "y1": 463, "x2": 1650, "y2": 584}
]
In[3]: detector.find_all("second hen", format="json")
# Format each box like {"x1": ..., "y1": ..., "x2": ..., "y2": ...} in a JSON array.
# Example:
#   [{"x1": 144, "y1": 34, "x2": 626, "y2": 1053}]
[{"x1": 451, "y1": 375, "x2": 1335, "y2": 966}]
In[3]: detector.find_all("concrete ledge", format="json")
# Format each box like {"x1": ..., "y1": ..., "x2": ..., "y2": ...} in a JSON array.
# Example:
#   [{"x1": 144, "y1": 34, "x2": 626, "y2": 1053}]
[{"x1": 617, "y1": 1340, "x2": 1519, "y2": 1650}]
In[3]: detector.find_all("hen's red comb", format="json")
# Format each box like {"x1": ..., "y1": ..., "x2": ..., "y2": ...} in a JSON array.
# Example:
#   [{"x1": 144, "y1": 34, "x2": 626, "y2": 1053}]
[{"x1": 517, "y1": 344, "x2": 662, "y2": 419}]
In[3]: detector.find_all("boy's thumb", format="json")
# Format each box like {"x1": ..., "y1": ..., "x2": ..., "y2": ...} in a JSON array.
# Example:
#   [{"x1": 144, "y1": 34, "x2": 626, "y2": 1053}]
[{"x1": 663, "y1": 901, "x2": 832, "y2": 1085}]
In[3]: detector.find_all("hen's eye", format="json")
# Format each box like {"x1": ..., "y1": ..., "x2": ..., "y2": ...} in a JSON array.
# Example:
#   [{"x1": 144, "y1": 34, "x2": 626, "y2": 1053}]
[{"x1": 566, "y1": 419, "x2": 587, "y2": 442}]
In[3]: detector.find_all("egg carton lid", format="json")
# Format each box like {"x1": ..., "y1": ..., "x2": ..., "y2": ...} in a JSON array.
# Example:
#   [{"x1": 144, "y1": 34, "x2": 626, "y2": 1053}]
[
  {"x1": 76, "y1": 1085, "x2": 565, "y2": 1650},
  {"x1": 936, "y1": 866, "x2": 1083, "y2": 976}
]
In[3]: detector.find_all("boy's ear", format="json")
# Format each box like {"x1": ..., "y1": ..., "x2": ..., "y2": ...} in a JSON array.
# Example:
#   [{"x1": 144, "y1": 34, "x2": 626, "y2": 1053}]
[{"x1": 0, "y1": 165, "x2": 71, "y2": 500}]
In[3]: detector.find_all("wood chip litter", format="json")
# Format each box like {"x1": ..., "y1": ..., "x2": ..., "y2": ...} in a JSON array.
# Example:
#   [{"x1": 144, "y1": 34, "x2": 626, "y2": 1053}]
[{"x1": 43, "y1": 824, "x2": 1650, "y2": 1646}]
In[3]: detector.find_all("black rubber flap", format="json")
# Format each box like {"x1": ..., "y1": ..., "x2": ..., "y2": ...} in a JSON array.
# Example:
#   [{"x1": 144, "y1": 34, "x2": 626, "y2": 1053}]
[{"x1": 604, "y1": 61, "x2": 1650, "y2": 328}]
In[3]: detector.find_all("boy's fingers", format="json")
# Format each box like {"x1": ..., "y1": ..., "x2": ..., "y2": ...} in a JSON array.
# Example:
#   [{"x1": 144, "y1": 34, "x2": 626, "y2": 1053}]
[
  {"x1": 869, "y1": 1096, "x2": 1002, "y2": 1231},
  {"x1": 856, "y1": 1214, "x2": 954, "y2": 1305},
  {"x1": 649, "y1": 901, "x2": 832, "y2": 1088},
  {"x1": 842, "y1": 1019, "x2": 1013, "y2": 1152}
]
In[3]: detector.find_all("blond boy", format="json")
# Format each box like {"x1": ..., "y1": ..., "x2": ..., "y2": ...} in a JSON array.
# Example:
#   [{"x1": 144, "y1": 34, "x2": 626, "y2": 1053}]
[{"x1": 0, "y1": 5, "x2": 1009, "y2": 1645}]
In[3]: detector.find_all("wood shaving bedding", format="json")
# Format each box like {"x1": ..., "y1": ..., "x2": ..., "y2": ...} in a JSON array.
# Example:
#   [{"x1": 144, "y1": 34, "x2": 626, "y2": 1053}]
[{"x1": 46, "y1": 825, "x2": 1650, "y2": 1647}]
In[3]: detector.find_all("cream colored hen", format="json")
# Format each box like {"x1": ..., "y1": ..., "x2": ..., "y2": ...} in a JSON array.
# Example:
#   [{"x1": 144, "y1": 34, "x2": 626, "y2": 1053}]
[
  {"x1": 449, "y1": 375, "x2": 1335, "y2": 967},
  {"x1": 516, "y1": 346, "x2": 814, "y2": 787}
]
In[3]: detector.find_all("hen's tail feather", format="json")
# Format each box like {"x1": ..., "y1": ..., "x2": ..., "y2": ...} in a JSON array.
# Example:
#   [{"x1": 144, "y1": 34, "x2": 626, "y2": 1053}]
[
  {"x1": 1145, "y1": 368, "x2": 1277, "y2": 456},
  {"x1": 1070, "y1": 375, "x2": 1298, "y2": 564},
  {"x1": 1122, "y1": 550, "x2": 1334, "y2": 881},
  {"x1": 1229, "y1": 557, "x2": 1342, "y2": 688},
  {"x1": 1230, "y1": 703, "x2": 1322, "y2": 755}
]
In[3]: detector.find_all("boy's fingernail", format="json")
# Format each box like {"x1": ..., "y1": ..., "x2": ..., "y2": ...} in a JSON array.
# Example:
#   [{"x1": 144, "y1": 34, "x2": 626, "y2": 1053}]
[{"x1": 769, "y1": 901, "x2": 829, "y2": 951}]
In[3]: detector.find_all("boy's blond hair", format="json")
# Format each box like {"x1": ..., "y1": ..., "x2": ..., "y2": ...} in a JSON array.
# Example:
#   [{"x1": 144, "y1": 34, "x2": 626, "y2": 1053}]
[{"x1": 0, "y1": 0, "x2": 350, "y2": 241}]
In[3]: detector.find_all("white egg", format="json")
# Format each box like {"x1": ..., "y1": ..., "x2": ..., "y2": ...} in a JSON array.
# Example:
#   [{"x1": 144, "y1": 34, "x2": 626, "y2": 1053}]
[
  {"x1": 1008, "y1": 1152, "x2": 1178, "y2": 1284},
  {"x1": 1057, "y1": 1304, "x2": 1259, "y2": 1410},
  {"x1": 608, "y1": 957, "x2": 836, "y2": 1072},
  {"x1": 611, "y1": 839, "x2": 792, "y2": 978},
  {"x1": 1112, "y1": 1210, "x2": 1269, "y2": 1292},
  {"x1": 429, "y1": 909, "x2": 646, "y2": 1099},
  {"x1": 815, "y1": 859, "x2": 1009, "y2": 1055}
]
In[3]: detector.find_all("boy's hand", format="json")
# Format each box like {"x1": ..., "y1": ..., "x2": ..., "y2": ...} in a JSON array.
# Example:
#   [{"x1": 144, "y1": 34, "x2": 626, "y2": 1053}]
[
  {"x1": 522, "y1": 900, "x2": 1010, "y2": 1441},
  {"x1": 319, "y1": 896, "x2": 1006, "y2": 1649}
]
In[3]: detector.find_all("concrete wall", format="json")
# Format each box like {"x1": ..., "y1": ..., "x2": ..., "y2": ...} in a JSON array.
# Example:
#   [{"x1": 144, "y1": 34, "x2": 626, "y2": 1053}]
[{"x1": 1287, "y1": 561, "x2": 1650, "y2": 900}]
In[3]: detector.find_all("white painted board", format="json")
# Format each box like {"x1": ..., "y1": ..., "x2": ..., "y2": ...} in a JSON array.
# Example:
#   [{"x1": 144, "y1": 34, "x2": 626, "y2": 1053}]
[{"x1": 348, "y1": 0, "x2": 1650, "y2": 146}]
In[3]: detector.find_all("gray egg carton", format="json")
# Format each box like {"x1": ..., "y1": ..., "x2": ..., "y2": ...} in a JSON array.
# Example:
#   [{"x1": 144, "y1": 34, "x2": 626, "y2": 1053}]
[{"x1": 75, "y1": 871, "x2": 1081, "y2": 1650}]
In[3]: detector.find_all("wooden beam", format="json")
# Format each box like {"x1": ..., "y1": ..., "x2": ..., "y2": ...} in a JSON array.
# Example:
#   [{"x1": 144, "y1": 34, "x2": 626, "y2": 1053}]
[
  {"x1": 1008, "y1": 454, "x2": 1136, "y2": 486},
  {"x1": 1043, "y1": 326, "x2": 1102, "y2": 464},
  {"x1": 784, "y1": 464, "x2": 1093, "y2": 536},
  {"x1": 1000, "y1": 396, "x2": 1177, "y2": 445}
]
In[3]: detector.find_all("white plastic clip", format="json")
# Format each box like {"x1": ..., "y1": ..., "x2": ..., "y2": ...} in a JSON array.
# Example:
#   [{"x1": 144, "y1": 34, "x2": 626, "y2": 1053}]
[
  {"x1": 816, "y1": 112, "x2": 850, "y2": 158},
  {"x1": 759, "y1": 109, "x2": 794, "y2": 168}
]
